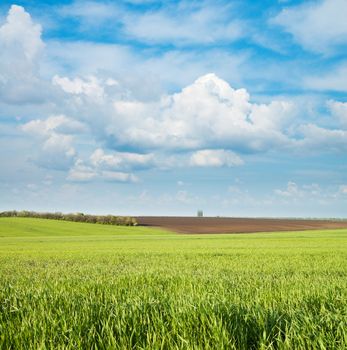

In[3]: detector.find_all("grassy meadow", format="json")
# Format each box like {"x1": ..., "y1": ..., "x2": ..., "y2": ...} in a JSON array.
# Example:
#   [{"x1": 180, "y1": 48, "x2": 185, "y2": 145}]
[{"x1": 0, "y1": 217, "x2": 346, "y2": 349}]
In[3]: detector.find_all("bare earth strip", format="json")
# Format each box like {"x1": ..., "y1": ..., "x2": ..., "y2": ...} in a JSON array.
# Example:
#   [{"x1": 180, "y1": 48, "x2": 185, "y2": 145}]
[{"x1": 136, "y1": 216, "x2": 347, "y2": 234}]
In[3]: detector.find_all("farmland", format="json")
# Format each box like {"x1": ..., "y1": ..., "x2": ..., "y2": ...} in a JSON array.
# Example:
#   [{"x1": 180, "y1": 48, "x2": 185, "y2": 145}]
[
  {"x1": 0, "y1": 217, "x2": 346, "y2": 349},
  {"x1": 136, "y1": 216, "x2": 347, "y2": 234}
]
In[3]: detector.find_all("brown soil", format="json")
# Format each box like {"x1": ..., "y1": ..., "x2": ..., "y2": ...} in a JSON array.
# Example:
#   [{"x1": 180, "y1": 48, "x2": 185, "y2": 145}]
[{"x1": 136, "y1": 216, "x2": 347, "y2": 234}]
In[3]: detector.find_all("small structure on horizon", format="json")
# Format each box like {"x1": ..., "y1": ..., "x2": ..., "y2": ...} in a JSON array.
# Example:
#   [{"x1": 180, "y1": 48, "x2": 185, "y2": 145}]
[{"x1": 197, "y1": 210, "x2": 203, "y2": 217}]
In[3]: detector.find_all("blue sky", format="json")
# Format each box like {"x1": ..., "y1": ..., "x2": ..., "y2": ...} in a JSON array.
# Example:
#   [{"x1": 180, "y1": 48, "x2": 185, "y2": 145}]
[{"x1": 0, "y1": 0, "x2": 346, "y2": 216}]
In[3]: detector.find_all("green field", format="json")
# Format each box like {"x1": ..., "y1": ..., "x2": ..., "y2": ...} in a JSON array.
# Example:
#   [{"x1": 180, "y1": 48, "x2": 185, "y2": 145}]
[{"x1": 0, "y1": 218, "x2": 346, "y2": 349}]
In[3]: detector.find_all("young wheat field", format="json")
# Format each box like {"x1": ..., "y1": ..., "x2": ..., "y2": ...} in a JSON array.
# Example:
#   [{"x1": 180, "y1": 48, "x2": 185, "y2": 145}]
[{"x1": 0, "y1": 217, "x2": 346, "y2": 349}]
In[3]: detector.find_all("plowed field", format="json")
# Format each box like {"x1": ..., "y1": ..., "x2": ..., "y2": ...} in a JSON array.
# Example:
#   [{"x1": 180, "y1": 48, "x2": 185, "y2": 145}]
[{"x1": 136, "y1": 216, "x2": 347, "y2": 234}]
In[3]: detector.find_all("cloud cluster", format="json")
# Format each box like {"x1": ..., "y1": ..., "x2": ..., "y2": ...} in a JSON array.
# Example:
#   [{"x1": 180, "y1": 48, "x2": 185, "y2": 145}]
[
  {"x1": 2, "y1": 4, "x2": 347, "y2": 186},
  {"x1": 58, "y1": 0, "x2": 243, "y2": 46},
  {"x1": 274, "y1": 181, "x2": 347, "y2": 205},
  {"x1": 122, "y1": 2, "x2": 242, "y2": 46}
]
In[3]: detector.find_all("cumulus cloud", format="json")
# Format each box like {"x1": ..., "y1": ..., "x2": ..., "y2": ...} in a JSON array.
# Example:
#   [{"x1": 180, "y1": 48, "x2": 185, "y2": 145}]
[
  {"x1": 108, "y1": 73, "x2": 295, "y2": 152},
  {"x1": 272, "y1": 0, "x2": 347, "y2": 54},
  {"x1": 52, "y1": 75, "x2": 106, "y2": 101},
  {"x1": 190, "y1": 149, "x2": 243, "y2": 167},
  {"x1": 24, "y1": 65, "x2": 347, "y2": 177},
  {"x1": 51, "y1": 72, "x2": 295, "y2": 159},
  {"x1": 0, "y1": 5, "x2": 43, "y2": 61},
  {"x1": 0, "y1": 5, "x2": 51, "y2": 104},
  {"x1": 21, "y1": 115, "x2": 82, "y2": 170}
]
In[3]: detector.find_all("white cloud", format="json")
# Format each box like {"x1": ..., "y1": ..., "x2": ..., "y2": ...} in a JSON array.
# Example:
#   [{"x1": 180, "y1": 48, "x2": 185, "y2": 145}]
[
  {"x1": 122, "y1": 3, "x2": 242, "y2": 46},
  {"x1": 297, "y1": 123, "x2": 347, "y2": 153},
  {"x1": 21, "y1": 115, "x2": 81, "y2": 170},
  {"x1": 22, "y1": 115, "x2": 87, "y2": 137},
  {"x1": 67, "y1": 147, "x2": 148, "y2": 183},
  {"x1": 46, "y1": 40, "x2": 247, "y2": 101},
  {"x1": 58, "y1": 1, "x2": 120, "y2": 26},
  {"x1": 67, "y1": 160, "x2": 96, "y2": 181},
  {"x1": 304, "y1": 62, "x2": 347, "y2": 92},
  {"x1": 101, "y1": 171, "x2": 138, "y2": 183},
  {"x1": 273, "y1": 181, "x2": 346, "y2": 206},
  {"x1": 272, "y1": 0, "x2": 347, "y2": 54},
  {"x1": 190, "y1": 149, "x2": 243, "y2": 167},
  {"x1": 274, "y1": 182, "x2": 326, "y2": 202},
  {"x1": 108, "y1": 73, "x2": 295, "y2": 152},
  {"x1": 2, "y1": 4, "x2": 347, "y2": 183},
  {"x1": 52, "y1": 75, "x2": 105, "y2": 101},
  {"x1": 57, "y1": 1, "x2": 243, "y2": 47},
  {"x1": 327, "y1": 100, "x2": 347, "y2": 128},
  {"x1": 0, "y1": 5, "x2": 43, "y2": 61},
  {"x1": 36, "y1": 133, "x2": 77, "y2": 171},
  {"x1": 274, "y1": 181, "x2": 303, "y2": 198},
  {"x1": 90, "y1": 148, "x2": 154, "y2": 171},
  {"x1": 67, "y1": 159, "x2": 138, "y2": 183},
  {"x1": 0, "y1": 5, "x2": 50, "y2": 104}
]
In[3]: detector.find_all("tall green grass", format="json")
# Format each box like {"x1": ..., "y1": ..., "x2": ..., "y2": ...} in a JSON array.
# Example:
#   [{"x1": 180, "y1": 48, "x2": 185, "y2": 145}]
[{"x1": 0, "y1": 218, "x2": 346, "y2": 349}]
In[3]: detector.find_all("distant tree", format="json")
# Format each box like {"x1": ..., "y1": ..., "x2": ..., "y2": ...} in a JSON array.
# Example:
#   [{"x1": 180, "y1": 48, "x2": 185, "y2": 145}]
[{"x1": 0, "y1": 210, "x2": 138, "y2": 226}]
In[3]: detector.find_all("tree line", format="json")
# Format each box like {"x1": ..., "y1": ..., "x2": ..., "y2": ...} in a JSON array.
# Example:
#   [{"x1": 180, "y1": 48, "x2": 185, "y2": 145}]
[{"x1": 0, "y1": 210, "x2": 138, "y2": 226}]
